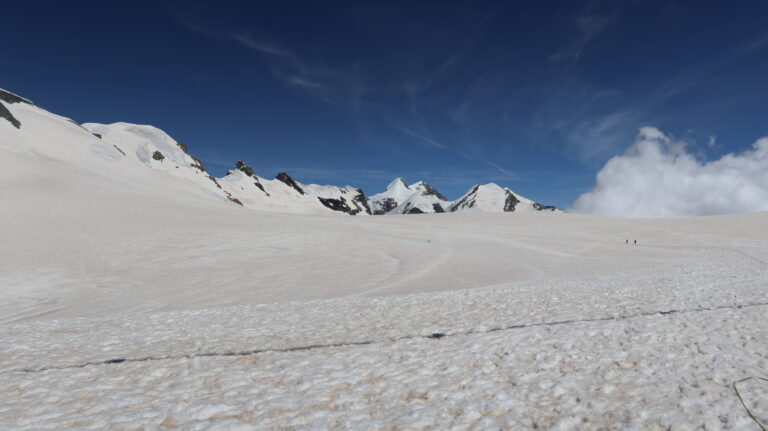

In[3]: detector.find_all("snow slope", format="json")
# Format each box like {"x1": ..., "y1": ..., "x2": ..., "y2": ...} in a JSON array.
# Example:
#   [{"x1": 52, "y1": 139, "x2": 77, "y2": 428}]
[
  {"x1": 369, "y1": 178, "x2": 451, "y2": 214},
  {"x1": 450, "y1": 183, "x2": 558, "y2": 213},
  {"x1": 0, "y1": 91, "x2": 236, "y2": 208},
  {"x1": 81, "y1": 122, "x2": 238, "y2": 203},
  {"x1": 0, "y1": 88, "x2": 372, "y2": 216}
]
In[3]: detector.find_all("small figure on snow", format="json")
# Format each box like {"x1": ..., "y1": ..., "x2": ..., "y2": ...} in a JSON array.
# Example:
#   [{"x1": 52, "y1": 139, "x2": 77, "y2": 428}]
[
  {"x1": 634, "y1": 239, "x2": 637, "y2": 245},
  {"x1": 626, "y1": 239, "x2": 628, "y2": 244}
]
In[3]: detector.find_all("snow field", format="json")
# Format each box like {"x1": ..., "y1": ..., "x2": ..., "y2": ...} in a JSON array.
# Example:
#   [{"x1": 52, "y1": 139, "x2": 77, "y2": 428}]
[
  {"x1": 1, "y1": 227, "x2": 767, "y2": 429},
  {"x1": 2, "y1": 303, "x2": 767, "y2": 429}
]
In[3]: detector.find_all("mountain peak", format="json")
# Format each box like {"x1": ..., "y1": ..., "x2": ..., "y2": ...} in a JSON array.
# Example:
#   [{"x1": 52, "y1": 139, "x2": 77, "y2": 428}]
[
  {"x1": 235, "y1": 160, "x2": 255, "y2": 177},
  {"x1": 478, "y1": 182, "x2": 502, "y2": 190},
  {"x1": 368, "y1": 178, "x2": 450, "y2": 215},
  {"x1": 449, "y1": 183, "x2": 558, "y2": 213},
  {"x1": 410, "y1": 180, "x2": 448, "y2": 201},
  {"x1": 387, "y1": 178, "x2": 410, "y2": 191}
]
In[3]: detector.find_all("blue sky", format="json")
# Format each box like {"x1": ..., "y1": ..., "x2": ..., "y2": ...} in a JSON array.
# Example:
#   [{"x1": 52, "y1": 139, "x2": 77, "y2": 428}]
[{"x1": 3, "y1": 0, "x2": 768, "y2": 208}]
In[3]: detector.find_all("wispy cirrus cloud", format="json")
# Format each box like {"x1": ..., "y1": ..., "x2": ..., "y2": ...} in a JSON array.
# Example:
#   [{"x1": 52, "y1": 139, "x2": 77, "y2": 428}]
[
  {"x1": 394, "y1": 125, "x2": 446, "y2": 149},
  {"x1": 392, "y1": 123, "x2": 520, "y2": 180},
  {"x1": 741, "y1": 33, "x2": 768, "y2": 55},
  {"x1": 180, "y1": 18, "x2": 365, "y2": 108},
  {"x1": 549, "y1": 9, "x2": 619, "y2": 61},
  {"x1": 232, "y1": 33, "x2": 365, "y2": 108},
  {"x1": 229, "y1": 34, "x2": 294, "y2": 58}
]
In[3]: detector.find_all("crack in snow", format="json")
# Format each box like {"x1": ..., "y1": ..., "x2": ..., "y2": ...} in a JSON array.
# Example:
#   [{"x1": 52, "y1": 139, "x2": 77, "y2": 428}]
[{"x1": 4, "y1": 300, "x2": 767, "y2": 376}]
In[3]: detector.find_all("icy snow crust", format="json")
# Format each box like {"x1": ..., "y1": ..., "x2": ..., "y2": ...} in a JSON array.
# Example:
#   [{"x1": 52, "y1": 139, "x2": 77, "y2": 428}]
[{"x1": 2, "y1": 98, "x2": 768, "y2": 429}]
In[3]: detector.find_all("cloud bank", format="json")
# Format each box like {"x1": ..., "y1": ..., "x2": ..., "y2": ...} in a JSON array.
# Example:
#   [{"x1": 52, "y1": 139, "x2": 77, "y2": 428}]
[{"x1": 571, "y1": 127, "x2": 768, "y2": 217}]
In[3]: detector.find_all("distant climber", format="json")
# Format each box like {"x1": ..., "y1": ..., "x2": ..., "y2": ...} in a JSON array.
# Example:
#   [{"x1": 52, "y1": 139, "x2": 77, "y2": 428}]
[
  {"x1": 634, "y1": 240, "x2": 637, "y2": 245},
  {"x1": 626, "y1": 239, "x2": 628, "y2": 244}
]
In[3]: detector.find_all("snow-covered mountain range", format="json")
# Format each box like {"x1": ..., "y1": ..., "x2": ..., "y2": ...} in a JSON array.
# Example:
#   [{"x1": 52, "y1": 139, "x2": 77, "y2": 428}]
[
  {"x1": 0, "y1": 87, "x2": 557, "y2": 216},
  {"x1": 368, "y1": 178, "x2": 557, "y2": 215}
]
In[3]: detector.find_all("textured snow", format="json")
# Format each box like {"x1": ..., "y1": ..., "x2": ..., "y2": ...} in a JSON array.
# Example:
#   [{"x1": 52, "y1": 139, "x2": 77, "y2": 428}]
[{"x1": 2, "y1": 96, "x2": 768, "y2": 430}]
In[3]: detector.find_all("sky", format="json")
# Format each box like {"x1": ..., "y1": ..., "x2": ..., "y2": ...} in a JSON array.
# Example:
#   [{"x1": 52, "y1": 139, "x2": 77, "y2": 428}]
[{"x1": 3, "y1": 0, "x2": 768, "y2": 211}]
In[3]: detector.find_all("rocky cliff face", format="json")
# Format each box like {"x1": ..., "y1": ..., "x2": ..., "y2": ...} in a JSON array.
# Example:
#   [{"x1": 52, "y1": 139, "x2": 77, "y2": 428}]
[
  {"x1": 317, "y1": 188, "x2": 371, "y2": 215},
  {"x1": 0, "y1": 89, "x2": 31, "y2": 129}
]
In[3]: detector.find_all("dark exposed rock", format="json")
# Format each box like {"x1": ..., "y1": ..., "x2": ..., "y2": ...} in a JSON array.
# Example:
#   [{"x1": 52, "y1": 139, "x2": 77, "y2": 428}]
[
  {"x1": 317, "y1": 188, "x2": 371, "y2": 215},
  {"x1": 449, "y1": 185, "x2": 479, "y2": 212},
  {"x1": 432, "y1": 203, "x2": 445, "y2": 213},
  {"x1": 406, "y1": 207, "x2": 425, "y2": 214},
  {"x1": 0, "y1": 102, "x2": 21, "y2": 129},
  {"x1": 190, "y1": 156, "x2": 205, "y2": 172},
  {"x1": 318, "y1": 197, "x2": 350, "y2": 213},
  {"x1": 254, "y1": 182, "x2": 270, "y2": 197},
  {"x1": 275, "y1": 172, "x2": 305, "y2": 195},
  {"x1": 503, "y1": 191, "x2": 520, "y2": 212},
  {"x1": 318, "y1": 197, "x2": 359, "y2": 215},
  {"x1": 206, "y1": 175, "x2": 244, "y2": 206},
  {"x1": 351, "y1": 188, "x2": 372, "y2": 215},
  {"x1": 0, "y1": 89, "x2": 32, "y2": 105},
  {"x1": 92, "y1": 133, "x2": 102, "y2": 139},
  {"x1": 235, "y1": 160, "x2": 254, "y2": 177},
  {"x1": 112, "y1": 145, "x2": 126, "y2": 156},
  {"x1": 533, "y1": 202, "x2": 557, "y2": 211},
  {"x1": 227, "y1": 160, "x2": 269, "y2": 196},
  {"x1": 372, "y1": 197, "x2": 398, "y2": 215},
  {"x1": 152, "y1": 150, "x2": 165, "y2": 161},
  {"x1": 177, "y1": 142, "x2": 188, "y2": 153},
  {"x1": 207, "y1": 175, "x2": 223, "y2": 189},
  {"x1": 419, "y1": 182, "x2": 448, "y2": 201}
]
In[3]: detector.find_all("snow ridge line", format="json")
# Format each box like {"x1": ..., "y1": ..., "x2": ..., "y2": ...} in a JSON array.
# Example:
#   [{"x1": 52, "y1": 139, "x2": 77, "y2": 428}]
[{"x1": 3, "y1": 300, "x2": 768, "y2": 376}]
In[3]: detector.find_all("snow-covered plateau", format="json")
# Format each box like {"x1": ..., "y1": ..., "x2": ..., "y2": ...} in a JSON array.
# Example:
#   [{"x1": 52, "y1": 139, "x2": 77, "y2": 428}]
[{"x1": 1, "y1": 89, "x2": 768, "y2": 430}]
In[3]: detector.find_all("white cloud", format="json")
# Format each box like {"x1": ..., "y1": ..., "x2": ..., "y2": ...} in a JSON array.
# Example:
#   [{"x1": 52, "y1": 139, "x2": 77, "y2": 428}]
[{"x1": 571, "y1": 127, "x2": 768, "y2": 217}]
